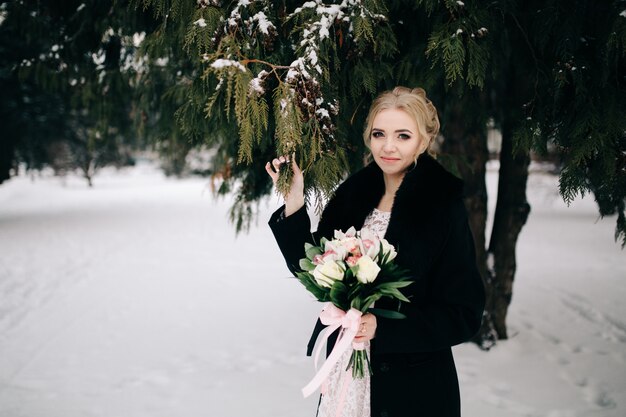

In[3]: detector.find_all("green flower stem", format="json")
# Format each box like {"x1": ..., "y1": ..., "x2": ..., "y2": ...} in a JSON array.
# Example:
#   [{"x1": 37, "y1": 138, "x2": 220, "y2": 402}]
[{"x1": 347, "y1": 349, "x2": 372, "y2": 379}]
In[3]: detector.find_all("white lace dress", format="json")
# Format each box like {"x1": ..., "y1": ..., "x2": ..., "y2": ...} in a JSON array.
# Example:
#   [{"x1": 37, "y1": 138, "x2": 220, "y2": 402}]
[{"x1": 317, "y1": 208, "x2": 391, "y2": 417}]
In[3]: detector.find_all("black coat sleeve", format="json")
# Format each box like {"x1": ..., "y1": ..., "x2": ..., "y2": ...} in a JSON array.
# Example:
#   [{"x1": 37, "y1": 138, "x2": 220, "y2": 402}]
[
  {"x1": 373, "y1": 199, "x2": 486, "y2": 354},
  {"x1": 268, "y1": 204, "x2": 316, "y2": 276}
]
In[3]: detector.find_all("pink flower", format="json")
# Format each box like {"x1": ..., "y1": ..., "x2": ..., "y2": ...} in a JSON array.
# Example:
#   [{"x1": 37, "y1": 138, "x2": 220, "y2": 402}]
[
  {"x1": 324, "y1": 241, "x2": 348, "y2": 262},
  {"x1": 345, "y1": 254, "x2": 362, "y2": 267},
  {"x1": 348, "y1": 246, "x2": 362, "y2": 258},
  {"x1": 358, "y1": 229, "x2": 381, "y2": 259},
  {"x1": 334, "y1": 227, "x2": 357, "y2": 239},
  {"x1": 312, "y1": 254, "x2": 324, "y2": 265},
  {"x1": 339, "y1": 237, "x2": 359, "y2": 254}
]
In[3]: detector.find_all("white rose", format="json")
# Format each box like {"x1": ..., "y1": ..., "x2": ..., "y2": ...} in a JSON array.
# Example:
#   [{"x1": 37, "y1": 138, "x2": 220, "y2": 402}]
[
  {"x1": 312, "y1": 261, "x2": 345, "y2": 288},
  {"x1": 380, "y1": 239, "x2": 397, "y2": 263},
  {"x1": 354, "y1": 255, "x2": 381, "y2": 283}
]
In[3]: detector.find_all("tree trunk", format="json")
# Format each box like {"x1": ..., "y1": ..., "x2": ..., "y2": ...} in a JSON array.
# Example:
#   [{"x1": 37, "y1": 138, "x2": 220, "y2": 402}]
[
  {"x1": 82, "y1": 158, "x2": 94, "y2": 187},
  {"x1": 0, "y1": 134, "x2": 17, "y2": 184},
  {"x1": 487, "y1": 119, "x2": 530, "y2": 339}
]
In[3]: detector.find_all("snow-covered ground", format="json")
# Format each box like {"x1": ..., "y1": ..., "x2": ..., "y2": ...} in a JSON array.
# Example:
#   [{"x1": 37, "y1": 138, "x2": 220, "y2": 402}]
[{"x1": 0, "y1": 161, "x2": 624, "y2": 417}]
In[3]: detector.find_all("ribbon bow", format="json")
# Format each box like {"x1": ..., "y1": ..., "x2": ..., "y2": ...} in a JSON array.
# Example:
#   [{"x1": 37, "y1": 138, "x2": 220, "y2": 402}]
[{"x1": 301, "y1": 303, "x2": 362, "y2": 398}]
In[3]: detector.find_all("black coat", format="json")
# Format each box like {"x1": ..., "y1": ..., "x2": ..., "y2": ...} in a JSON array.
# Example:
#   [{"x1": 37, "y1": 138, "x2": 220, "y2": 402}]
[{"x1": 269, "y1": 153, "x2": 485, "y2": 417}]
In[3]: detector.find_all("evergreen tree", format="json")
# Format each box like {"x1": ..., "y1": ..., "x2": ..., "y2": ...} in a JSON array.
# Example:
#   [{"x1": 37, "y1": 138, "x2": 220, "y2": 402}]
[
  {"x1": 2, "y1": 0, "x2": 623, "y2": 344},
  {"x1": 0, "y1": 0, "x2": 150, "y2": 185},
  {"x1": 134, "y1": 0, "x2": 397, "y2": 225},
  {"x1": 133, "y1": 0, "x2": 625, "y2": 345}
]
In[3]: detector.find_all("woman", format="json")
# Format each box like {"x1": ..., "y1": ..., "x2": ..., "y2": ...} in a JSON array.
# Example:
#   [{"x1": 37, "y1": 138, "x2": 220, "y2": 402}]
[{"x1": 265, "y1": 87, "x2": 485, "y2": 417}]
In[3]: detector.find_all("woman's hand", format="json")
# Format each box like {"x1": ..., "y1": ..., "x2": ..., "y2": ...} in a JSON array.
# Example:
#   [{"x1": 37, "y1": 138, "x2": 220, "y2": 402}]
[
  {"x1": 354, "y1": 313, "x2": 377, "y2": 343},
  {"x1": 265, "y1": 155, "x2": 305, "y2": 216}
]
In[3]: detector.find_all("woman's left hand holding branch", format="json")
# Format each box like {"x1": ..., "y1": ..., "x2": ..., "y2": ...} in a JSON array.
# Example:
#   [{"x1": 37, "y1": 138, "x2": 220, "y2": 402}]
[{"x1": 265, "y1": 155, "x2": 305, "y2": 217}]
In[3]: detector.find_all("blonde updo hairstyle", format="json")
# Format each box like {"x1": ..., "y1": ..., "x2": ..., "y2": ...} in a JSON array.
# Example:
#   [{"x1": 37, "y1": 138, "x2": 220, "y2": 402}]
[{"x1": 363, "y1": 86, "x2": 440, "y2": 160}]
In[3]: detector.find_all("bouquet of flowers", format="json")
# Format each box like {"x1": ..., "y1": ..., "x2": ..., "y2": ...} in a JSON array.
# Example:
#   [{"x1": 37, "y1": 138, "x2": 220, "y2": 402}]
[{"x1": 295, "y1": 226, "x2": 412, "y2": 383}]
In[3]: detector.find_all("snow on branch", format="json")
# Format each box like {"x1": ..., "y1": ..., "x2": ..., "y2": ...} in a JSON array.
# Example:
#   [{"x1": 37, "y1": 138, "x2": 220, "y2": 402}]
[
  {"x1": 210, "y1": 58, "x2": 246, "y2": 72},
  {"x1": 201, "y1": 0, "x2": 386, "y2": 180},
  {"x1": 283, "y1": 0, "x2": 386, "y2": 141},
  {"x1": 226, "y1": 0, "x2": 276, "y2": 39}
]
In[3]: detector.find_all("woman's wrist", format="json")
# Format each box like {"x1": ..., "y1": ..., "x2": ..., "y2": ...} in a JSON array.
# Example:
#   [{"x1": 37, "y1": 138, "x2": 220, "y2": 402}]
[{"x1": 284, "y1": 194, "x2": 305, "y2": 217}]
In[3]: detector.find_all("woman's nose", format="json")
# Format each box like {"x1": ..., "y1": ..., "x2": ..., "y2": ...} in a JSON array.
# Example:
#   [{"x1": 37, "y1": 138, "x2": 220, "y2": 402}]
[{"x1": 382, "y1": 138, "x2": 395, "y2": 152}]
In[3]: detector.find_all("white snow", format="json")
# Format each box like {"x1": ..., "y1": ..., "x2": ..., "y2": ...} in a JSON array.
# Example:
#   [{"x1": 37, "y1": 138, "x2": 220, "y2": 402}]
[
  {"x1": 316, "y1": 108, "x2": 330, "y2": 119},
  {"x1": 154, "y1": 57, "x2": 169, "y2": 67},
  {"x1": 286, "y1": 57, "x2": 309, "y2": 81},
  {"x1": 249, "y1": 70, "x2": 268, "y2": 95},
  {"x1": 91, "y1": 50, "x2": 106, "y2": 66},
  {"x1": 210, "y1": 58, "x2": 246, "y2": 72},
  {"x1": 308, "y1": 50, "x2": 318, "y2": 67},
  {"x1": 294, "y1": 1, "x2": 317, "y2": 14},
  {"x1": 280, "y1": 98, "x2": 288, "y2": 112},
  {"x1": 227, "y1": 16, "x2": 238, "y2": 27},
  {"x1": 102, "y1": 27, "x2": 115, "y2": 42},
  {"x1": 193, "y1": 18, "x2": 207, "y2": 28},
  {"x1": 0, "y1": 160, "x2": 625, "y2": 417},
  {"x1": 214, "y1": 76, "x2": 224, "y2": 91},
  {"x1": 132, "y1": 32, "x2": 146, "y2": 48},
  {"x1": 251, "y1": 11, "x2": 275, "y2": 35},
  {"x1": 227, "y1": 5, "x2": 242, "y2": 28},
  {"x1": 318, "y1": 15, "x2": 331, "y2": 40}
]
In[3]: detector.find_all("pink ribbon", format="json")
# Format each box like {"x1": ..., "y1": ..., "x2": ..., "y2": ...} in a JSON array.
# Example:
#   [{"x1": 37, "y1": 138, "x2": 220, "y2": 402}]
[{"x1": 301, "y1": 303, "x2": 362, "y2": 398}]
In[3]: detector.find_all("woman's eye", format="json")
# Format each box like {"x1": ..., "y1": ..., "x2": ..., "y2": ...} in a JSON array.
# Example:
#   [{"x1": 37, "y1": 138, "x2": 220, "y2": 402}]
[
  {"x1": 399, "y1": 134, "x2": 411, "y2": 140},
  {"x1": 372, "y1": 131, "x2": 384, "y2": 138}
]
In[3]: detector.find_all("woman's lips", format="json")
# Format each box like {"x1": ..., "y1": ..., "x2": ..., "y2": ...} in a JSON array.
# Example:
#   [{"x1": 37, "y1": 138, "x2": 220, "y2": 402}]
[{"x1": 380, "y1": 156, "x2": 400, "y2": 162}]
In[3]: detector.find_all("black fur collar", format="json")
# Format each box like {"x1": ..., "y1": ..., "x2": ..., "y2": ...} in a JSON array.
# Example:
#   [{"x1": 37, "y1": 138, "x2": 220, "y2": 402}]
[{"x1": 317, "y1": 153, "x2": 463, "y2": 241}]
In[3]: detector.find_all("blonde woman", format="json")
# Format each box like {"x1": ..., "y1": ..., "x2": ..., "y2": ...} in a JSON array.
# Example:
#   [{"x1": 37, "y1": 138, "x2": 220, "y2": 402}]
[{"x1": 266, "y1": 87, "x2": 485, "y2": 417}]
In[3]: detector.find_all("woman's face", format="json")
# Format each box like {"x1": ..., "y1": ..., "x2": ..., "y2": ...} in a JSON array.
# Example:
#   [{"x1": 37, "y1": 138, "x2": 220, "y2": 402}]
[{"x1": 369, "y1": 108, "x2": 425, "y2": 180}]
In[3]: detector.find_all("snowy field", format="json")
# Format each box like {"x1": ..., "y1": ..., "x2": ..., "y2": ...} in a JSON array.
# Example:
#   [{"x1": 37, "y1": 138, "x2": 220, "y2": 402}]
[{"x1": 0, "y1": 160, "x2": 624, "y2": 417}]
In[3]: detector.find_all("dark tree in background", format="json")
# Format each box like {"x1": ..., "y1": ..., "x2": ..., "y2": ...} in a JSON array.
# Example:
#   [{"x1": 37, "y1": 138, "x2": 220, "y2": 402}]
[
  {"x1": 0, "y1": 1, "x2": 152, "y2": 185},
  {"x1": 1, "y1": 0, "x2": 624, "y2": 346}
]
